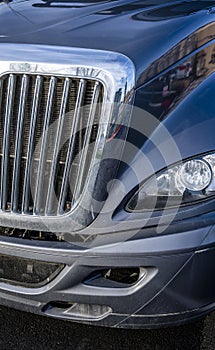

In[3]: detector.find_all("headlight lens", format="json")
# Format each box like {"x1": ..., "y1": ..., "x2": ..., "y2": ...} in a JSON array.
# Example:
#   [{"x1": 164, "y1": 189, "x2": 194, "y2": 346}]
[
  {"x1": 177, "y1": 159, "x2": 211, "y2": 191},
  {"x1": 126, "y1": 154, "x2": 215, "y2": 212}
]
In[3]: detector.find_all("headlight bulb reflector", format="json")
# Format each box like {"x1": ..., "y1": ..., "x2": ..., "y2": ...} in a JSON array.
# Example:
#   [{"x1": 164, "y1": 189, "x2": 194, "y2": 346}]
[{"x1": 177, "y1": 159, "x2": 212, "y2": 191}]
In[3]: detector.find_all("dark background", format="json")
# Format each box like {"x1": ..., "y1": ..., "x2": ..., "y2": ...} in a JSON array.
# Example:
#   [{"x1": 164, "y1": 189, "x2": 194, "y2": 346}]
[{"x1": 0, "y1": 306, "x2": 214, "y2": 349}]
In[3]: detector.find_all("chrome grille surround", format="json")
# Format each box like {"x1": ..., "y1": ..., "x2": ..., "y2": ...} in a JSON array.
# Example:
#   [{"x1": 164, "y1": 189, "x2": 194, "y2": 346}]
[{"x1": 0, "y1": 44, "x2": 135, "y2": 233}]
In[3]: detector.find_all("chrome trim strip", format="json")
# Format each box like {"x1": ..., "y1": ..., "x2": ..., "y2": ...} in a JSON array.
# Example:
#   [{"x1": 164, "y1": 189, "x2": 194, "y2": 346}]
[
  {"x1": 22, "y1": 75, "x2": 42, "y2": 214},
  {"x1": 0, "y1": 74, "x2": 15, "y2": 211},
  {"x1": 11, "y1": 74, "x2": 29, "y2": 212},
  {"x1": 72, "y1": 81, "x2": 100, "y2": 204},
  {"x1": 0, "y1": 80, "x2": 3, "y2": 110},
  {"x1": 45, "y1": 77, "x2": 71, "y2": 215},
  {"x1": 58, "y1": 78, "x2": 85, "y2": 214},
  {"x1": 33, "y1": 76, "x2": 56, "y2": 214}
]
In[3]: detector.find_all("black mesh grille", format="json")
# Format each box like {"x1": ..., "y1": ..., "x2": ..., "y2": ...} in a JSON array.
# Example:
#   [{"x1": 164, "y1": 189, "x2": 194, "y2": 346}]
[{"x1": 0, "y1": 253, "x2": 64, "y2": 288}]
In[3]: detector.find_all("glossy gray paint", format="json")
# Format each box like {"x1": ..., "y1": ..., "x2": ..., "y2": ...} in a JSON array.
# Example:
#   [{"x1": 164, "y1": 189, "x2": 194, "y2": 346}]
[{"x1": 0, "y1": 0, "x2": 214, "y2": 328}]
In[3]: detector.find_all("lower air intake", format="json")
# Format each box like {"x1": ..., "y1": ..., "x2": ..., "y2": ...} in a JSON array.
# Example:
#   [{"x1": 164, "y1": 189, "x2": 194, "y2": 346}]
[{"x1": 0, "y1": 254, "x2": 64, "y2": 287}]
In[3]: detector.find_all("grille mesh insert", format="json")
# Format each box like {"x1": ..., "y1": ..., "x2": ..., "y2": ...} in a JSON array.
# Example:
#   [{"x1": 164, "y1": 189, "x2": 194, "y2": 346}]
[{"x1": 0, "y1": 73, "x2": 103, "y2": 216}]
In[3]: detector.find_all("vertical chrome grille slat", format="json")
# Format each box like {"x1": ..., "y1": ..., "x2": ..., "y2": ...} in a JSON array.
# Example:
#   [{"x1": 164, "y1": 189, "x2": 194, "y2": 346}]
[
  {"x1": 22, "y1": 75, "x2": 42, "y2": 214},
  {"x1": 45, "y1": 77, "x2": 70, "y2": 215},
  {"x1": 0, "y1": 80, "x2": 3, "y2": 109},
  {"x1": 0, "y1": 74, "x2": 15, "y2": 211},
  {"x1": 58, "y1": 78, "x2": 86, "y2": 214},
  {"x1": 33, "y1": 76, "x2": 56, "y2": 214},
  {"x1": 72, "y1": 81, "x2": 100, "y2": 204},
  {"x1": 11, "y1": 74, "x2": 29, "y2": 212}
]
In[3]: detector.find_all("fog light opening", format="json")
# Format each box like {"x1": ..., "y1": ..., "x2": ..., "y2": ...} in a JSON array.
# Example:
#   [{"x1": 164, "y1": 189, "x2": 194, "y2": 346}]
[
  {"x1": 84, "y1": 267, "x2": 147, "y2": 288},
  {"x1": 104, "y1": 267, "x2": 144, "y2": 284}
]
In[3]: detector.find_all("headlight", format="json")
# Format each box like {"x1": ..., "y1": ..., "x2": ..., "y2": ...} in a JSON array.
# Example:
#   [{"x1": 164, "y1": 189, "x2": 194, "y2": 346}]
[{"x1": 126, "y1": 154, "x2": 215, "y2": 212}]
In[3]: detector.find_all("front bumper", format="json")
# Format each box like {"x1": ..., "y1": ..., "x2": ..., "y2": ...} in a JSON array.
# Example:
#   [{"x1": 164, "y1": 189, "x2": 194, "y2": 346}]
[{"x1": 0, "y1": 223, "x2": 214, "y2": 328}]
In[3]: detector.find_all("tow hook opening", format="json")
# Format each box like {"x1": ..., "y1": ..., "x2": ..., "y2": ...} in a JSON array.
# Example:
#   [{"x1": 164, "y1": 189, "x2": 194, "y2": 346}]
[{"x1": 42, "y1": 301, "x2": 112, "y2": 320}]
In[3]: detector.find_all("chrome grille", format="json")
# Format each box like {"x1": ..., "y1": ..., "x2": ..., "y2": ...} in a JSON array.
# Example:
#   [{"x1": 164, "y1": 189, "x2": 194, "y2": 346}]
[{"x1": 0, "y1": 73, "x2": 103, "y2": 216}]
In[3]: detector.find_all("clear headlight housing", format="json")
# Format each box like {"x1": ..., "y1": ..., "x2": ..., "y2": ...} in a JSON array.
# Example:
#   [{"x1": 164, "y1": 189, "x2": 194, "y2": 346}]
[{"x1": 126, "y1": 154, "x2": 215, "y2": 212}]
